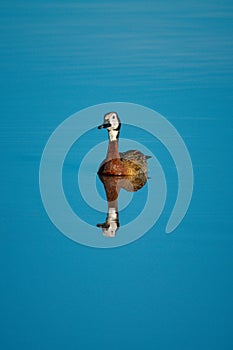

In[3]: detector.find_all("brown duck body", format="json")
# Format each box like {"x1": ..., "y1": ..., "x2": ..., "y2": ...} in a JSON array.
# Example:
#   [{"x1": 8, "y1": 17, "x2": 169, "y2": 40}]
[{"x1": 98, "y1": 151, "x2": 149, "y2": 176}]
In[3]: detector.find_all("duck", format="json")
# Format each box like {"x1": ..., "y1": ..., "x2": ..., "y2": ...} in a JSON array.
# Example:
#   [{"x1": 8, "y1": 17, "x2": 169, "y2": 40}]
[{"x1": 97, "y1": 112, "x2": 150, "y2": 177}]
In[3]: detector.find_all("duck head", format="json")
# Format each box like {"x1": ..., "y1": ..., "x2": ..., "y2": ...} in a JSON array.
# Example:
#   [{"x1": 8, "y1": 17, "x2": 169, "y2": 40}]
[{"x1": 98, "y1": 112, "x2": 121, "y2": 141}]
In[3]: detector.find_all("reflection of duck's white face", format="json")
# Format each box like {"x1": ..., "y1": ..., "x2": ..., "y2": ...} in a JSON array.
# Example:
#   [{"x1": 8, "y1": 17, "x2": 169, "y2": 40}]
[
  {"x1": 98, "y1": 112, "x2": 121, "y2": 142},
  {"x1": 97, "y1": 207, "x2": 119, "y2": 238},
  {"x1": 102, "y1": 221, "x2": 118, "y2": 238}
]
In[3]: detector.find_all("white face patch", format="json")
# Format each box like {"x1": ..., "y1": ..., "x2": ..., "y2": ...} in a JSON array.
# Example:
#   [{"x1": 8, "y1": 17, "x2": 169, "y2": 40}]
[
  {"x1": 108, "y1": 113, "x2": 120, "y2": 141},
  {"x1": 103, "y1": 112, "x2": 120, "y2": 141},
  {"x1": 109, "y1": 113, "x2": 119, "y2": 129}
]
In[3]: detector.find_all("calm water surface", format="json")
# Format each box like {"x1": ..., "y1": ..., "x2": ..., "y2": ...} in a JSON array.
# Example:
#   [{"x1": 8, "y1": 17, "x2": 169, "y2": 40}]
[{"x1": 1, "y1": 1, "x2": 233, "y2": 349}]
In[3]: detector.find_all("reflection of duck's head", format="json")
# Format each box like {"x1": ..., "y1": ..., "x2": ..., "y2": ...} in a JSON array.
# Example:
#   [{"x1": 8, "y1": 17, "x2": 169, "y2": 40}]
[
  {"x1": 98, "y1": 112, "x2": 121, "y2": 142},
  {"x1": 97, "y1": 208, "x2": 119, "y2": 238}
]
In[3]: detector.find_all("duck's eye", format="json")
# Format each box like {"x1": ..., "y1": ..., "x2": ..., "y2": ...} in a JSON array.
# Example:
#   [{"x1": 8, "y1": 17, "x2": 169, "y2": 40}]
[{"x1": 112, "y1": 115, "x2": 115, "y2": 119}]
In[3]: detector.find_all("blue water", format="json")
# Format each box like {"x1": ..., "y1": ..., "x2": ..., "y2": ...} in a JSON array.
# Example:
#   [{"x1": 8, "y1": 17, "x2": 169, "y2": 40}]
[{"x1": 1, "y1": 1, "x2": 233, "y2": 349}]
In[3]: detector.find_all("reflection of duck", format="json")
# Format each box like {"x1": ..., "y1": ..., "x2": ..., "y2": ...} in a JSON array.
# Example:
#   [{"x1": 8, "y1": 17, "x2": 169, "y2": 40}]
[
  {"x1": 97, "y1": 174, "x2": 147, "y2": 238},
  {"x1": 98, "y1": 112, "x2": 150, "y2": 176}
]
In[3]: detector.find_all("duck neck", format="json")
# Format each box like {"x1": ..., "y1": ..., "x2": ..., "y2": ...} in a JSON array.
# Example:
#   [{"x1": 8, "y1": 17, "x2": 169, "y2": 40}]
[{"x1": 106, "y1": 139, "x2": 120, "y2": 161}]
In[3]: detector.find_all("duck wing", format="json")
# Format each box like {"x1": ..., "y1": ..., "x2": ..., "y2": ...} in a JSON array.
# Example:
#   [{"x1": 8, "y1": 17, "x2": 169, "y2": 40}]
[
  {"x1": 120, "y1": 150, "x2": 150, "y2": 177},
  {"x1": 120, "y1": 150, "x2": 149, "y2": 164}
]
